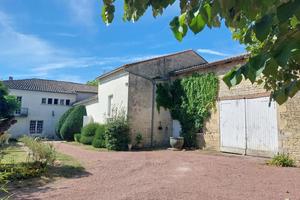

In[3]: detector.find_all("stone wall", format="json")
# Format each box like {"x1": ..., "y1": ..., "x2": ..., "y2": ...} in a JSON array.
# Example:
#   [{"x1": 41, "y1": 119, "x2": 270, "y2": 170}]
[
  {"x1": 278, "y1": 93, "x2": 300, "y2": 160},
  {"x1": 177, "y1": 60, "x2": 300, "y2": 159},
  {"x1": 127, "y1": 51, "x2": 205, "y2": 147},
  {"x1": 175, "y1": 60, "x2": 269, "y2": 151}
]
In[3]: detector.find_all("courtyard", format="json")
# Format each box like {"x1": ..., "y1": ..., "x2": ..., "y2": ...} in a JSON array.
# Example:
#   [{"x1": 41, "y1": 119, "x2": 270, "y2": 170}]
[{"x1": 14, "y1": 142, "x2": 300, "y2": 200}]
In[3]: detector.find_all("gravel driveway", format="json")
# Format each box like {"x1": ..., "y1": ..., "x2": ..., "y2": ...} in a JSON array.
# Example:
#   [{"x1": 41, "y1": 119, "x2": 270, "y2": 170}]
[{"x1": 14, "y1": 142, "x2": 300, "y2": 200}]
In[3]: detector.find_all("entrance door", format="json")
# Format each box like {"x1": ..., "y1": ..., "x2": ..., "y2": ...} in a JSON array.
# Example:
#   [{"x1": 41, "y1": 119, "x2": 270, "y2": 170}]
[{"x1": 220, "y1": 97, "x2": 278, "y2": 157}]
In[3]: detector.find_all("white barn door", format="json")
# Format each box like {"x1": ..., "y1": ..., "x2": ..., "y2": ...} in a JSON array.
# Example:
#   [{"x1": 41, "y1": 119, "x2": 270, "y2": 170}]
[
  {"x1": 220, "y1": 99, "x2": 246, "y2": 154},
  {"x1": 246, "y1": 97, "x2": 278, "y2": 156},
  {"x1": 220, "y1": 97, "x2": 278, "y2": 157}
]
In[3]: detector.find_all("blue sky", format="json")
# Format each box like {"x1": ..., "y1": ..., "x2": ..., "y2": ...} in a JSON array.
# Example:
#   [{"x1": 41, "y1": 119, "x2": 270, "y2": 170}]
[{"x1": 0, "y1": 0, "x2": 245, "y2": 83}]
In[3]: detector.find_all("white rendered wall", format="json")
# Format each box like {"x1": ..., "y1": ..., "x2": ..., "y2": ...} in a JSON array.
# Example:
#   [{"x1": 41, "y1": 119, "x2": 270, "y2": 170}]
[
  {"x1": 86, "y1": 73, "x2": 129, "y2": 124},
  {"x1": 8, "y1": 89, "x2": 76, "y2": 138}
]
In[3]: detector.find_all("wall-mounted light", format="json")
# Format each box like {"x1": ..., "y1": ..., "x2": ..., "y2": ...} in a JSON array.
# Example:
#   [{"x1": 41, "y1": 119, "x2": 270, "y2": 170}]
[{"x1": 52, "y1": 111, "x2": 55, "y2": 117}]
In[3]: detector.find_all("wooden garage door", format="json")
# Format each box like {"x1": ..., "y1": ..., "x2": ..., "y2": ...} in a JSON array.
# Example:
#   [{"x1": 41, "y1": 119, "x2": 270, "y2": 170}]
[
  {"x1": 246, "y1": 97, "x2": 278, "y2": 156},
  {"x1": 220, "y1": 97, "x2": 278, "y2": 156},
  {"x1": 220, "y1": 99, "x2": 246, "y2": 154}
]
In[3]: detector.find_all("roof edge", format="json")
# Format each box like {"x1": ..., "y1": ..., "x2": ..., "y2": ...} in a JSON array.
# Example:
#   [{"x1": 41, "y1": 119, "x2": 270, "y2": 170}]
[{"x1": 173, "y1": 53, "x2": 249, "y2": 75}]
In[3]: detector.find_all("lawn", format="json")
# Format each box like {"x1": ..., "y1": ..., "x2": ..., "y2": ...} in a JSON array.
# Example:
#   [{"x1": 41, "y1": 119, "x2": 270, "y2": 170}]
[{"x1": 0, "y1": 141, "x2": 88, "y2": 199}]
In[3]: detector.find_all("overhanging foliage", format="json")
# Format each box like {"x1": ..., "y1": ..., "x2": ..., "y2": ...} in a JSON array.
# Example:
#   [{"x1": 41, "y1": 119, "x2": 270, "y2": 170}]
[{"x1": 101, "y1": 0, "x2": 300, "y2": 104}]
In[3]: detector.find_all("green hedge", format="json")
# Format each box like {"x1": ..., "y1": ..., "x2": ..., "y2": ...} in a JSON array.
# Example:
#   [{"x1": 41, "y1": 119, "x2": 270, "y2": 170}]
[
  {"x1": 56, "y1": 107, "x2": 75, "y2": 139},
  {"x1": 81, "y1": 123, "x2": 99, "y2": 137},
  {"x1": 60, "y1": 105, "x2": 86, "y2": 141},
  {"x1": 92, "y1": 125, "x2": 107, "y2": 148},
  {"x1": 79, "y1": 135, "x2": 94, "y2": 145},
  {"x1": 74, "y1": 133, "x2": 81, "y2": 142}
]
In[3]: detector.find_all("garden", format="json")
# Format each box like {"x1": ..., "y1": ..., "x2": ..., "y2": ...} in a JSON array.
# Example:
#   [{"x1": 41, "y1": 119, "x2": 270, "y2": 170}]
[
  {"x1": 0, "y1": 137, "x2": 86, "y2": 199},
  {"x1": 56, "y1": 105, "x2": 138, "y2": 151}
]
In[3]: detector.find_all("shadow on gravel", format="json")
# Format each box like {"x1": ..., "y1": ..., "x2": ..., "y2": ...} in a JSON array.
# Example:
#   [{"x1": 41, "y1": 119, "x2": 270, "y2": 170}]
[{"x1": 7, "y1": 164, "x2": 91, "y2": 200}]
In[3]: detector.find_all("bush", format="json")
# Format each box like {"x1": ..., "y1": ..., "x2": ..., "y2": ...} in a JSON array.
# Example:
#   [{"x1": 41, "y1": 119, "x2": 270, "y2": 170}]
[
  {"x1": 74, "y1": 133, "x2": 81, "y2": 142},
  {"x1": 81, "y1": 123, "x2": 99, "y2": 137},
  {"x1": 56, "y1": 107, "x2": 75, "y2": 139},
  {"x1": 92, "y1": 125, "x2": 107, "y2": 148},
  {"x1": 0, "y1": 162, "x2": 45, "y2": 184},
  {"x1": 60, "y1": 105, "x2": 86, "y2": 141},
  {"x1": 79, "y1": 136, "x2": 94, "y2": 145},
  {"x1": 135, "y1": 132, "x2": 143, "y2": 145},
  {"x1": 105, "y1": 115, "x2": 129, "y2": 151},
  {"x1": 268, "y1": 153, "x2": 296, "y2": 167},
  {"x1": 19, "y1": 136, "x2": 56, "y2": 167}
]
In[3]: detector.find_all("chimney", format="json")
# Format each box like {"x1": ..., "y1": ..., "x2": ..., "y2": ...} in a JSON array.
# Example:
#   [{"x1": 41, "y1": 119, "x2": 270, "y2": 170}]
[{"x1": 9, "y1": 76, "x2": 13, "y2": 80}]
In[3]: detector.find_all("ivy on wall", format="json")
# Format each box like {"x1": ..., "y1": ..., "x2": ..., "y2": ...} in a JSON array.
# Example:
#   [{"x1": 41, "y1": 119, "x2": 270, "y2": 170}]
[{"x1": 156, "y1": 73, "x2": 219, "y2": 147}]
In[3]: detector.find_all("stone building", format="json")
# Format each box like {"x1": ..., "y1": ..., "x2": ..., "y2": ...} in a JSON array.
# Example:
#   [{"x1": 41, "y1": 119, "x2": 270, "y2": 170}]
[
  {"x1": 79, "y1": 50, "x2": 300, "y2": 159},
  {"x1": 76, "y1": 50, "x2": 206, "y2": 147},
  {"x1": 173, "y1": 54, "x2": 300, "y2": 160}
]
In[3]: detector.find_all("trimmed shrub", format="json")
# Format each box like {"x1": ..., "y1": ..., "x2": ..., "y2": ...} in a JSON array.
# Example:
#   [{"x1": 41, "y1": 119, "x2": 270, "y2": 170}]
[
  {"x1": 268, "y1": 153, "x2": 296, "y2": 167},
  {"x1": 79, "y1": 136, "x2": 94, "y2": 145},
  {"x1": 56, "y1": 107, "x2": 75, "y2": 139},
  {"x1": 74, "y1": 133, "x2": 81, "y2": 142},
  {"x1": 60, "y1": 105, "x2": 86, "y2": 141},
  {"x1": 105, "y1": 118, "x2": 129, "y2": 151},
  {"x1": 92, "y1": 125, "x2": 107, "y2": 148},
  {"x1": 81, "y1": 123, "x2": 99, "y2": 137}
]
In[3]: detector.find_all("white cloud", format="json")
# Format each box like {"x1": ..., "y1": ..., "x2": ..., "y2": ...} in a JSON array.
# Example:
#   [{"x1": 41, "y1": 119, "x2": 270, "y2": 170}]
[
  {"x1": 0, "y1": 10, "x2": 163, "y2": 82},
  {"x1": 63, "y1": 0, "x2": 96, "y2": 27},
  {"x1": 197, "y1": 48, "x2": 230, "y2": 57}
]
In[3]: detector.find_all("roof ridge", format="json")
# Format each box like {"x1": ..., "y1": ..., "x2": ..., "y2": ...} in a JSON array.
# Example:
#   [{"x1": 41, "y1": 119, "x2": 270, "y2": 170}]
[
  {"x1": 123, "y1": 49, "x2": 196, "y2": 68},
  {"x1": 4, "y1": 78, "x2": 95, "y2": 87}
]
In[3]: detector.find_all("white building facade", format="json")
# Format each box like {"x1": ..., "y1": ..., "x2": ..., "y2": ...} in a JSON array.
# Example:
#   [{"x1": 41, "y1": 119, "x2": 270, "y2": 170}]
[{"x1": 4, "y1": 78, "x2": 97, "y2": 138}]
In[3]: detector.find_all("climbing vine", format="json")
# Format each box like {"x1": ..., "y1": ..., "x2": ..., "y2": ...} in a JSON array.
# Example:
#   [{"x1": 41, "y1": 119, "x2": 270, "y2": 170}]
[{"x1": 156, "y1": 73, "x2": 219, "y2": 147}]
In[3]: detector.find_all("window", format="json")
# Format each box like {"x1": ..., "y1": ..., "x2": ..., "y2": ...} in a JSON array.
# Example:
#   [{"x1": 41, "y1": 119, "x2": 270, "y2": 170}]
[
  {"x1": 107, "y1": 95, "x2": 113, "y2": 117},
  {"x1": 48, "y1": 98, "x2": 53, "y2": 105},
  {"x1": 29, "y1": 120, "x2": 43, "y2": 134},
  {"x1": 15, "y1": 96, "x2": 22, "y2": 114},
  {"x1": 54, "y1": 99, "x2": 58, "y2": 105},
  {"x1": 42, "y1": 98, "x2": 46, "y2": 104},
  {"x1": 66, "y1": 99, "x2": 70, "y2": 106},
  {"x1": 60, "y1": 99, "x2": 65, "y2": 105}
]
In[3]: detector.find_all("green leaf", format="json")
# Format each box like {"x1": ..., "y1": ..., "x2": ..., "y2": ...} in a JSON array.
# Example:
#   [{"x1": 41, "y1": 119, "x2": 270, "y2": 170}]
[
  {"x1": 286, "y1": 81, "x2": 300, "y2": 98},
  {"x1": 290, "y1": 15, "x2": 300, "y2": 28},
  {"x1": 277, "y1": 0, "x2": 300, "y2": 23},
  {"x1": 102, "y1": 4, "x2": 115, "y2": 24},
  {"x1": 188, "y1": 11, "x2": 205, "y2": 34},
  {"x1": 253, "y1": 14, "x2": 273, "y2": 42},
  {"x1": 222, "y1": 67, "x2": 242, "y2": 88},
  {"x1": 272, "y1": 89, "x2": 288, "y2": 105},
  {"x1": 170, "y1": 13, "x2": 188, "y2": 41}
]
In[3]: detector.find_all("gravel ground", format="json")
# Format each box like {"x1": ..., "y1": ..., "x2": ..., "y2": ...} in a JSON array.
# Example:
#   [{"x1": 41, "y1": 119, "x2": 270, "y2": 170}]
[{"x1": 14, "y1": 142, "x2": 300, "y2": 200}]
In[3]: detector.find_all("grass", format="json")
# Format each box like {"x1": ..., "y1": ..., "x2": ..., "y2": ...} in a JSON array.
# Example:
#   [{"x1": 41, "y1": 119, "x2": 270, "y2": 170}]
[
  {"x1": 64, "y1": 141, "x2": 108, "y2": 152},
  {"x1": 0, "y1": 143, "x2": 28, "y2": 164},
  {"x1": 0, "y1": 141, "x2": 90, "y2": 197}
]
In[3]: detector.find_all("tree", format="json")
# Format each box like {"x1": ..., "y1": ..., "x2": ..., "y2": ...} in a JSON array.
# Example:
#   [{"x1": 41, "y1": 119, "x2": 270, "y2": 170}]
[
  {"x1": 101, "y1": 0, "x2": 300, "y2": 104},
  {"x1": 55, "y1": 107, "x2": 75, "y2": 139},
  {"x1": 86, "y1": 79, "x2": 99, "y2": 86},
  {"x1": 0, "y1": 81, "x2": 19, "y2": 133},
  {"x1": 59, "y1": 105, "x2": 86, "y2": 141}
]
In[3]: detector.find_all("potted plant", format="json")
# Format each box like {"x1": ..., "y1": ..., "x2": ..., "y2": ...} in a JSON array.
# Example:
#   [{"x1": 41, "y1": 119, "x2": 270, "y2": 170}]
[
  {"x1": 135, "y1": 132, "x2": 143, "y2": 149},
  {"x1": 170, "y1": 136, "x2": 184, "y2": 150}
]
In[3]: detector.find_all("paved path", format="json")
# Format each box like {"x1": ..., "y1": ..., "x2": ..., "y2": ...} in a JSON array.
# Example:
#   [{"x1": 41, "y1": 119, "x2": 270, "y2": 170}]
[{"x1": 15, "y1": 142, "x2": 300, "y2": 200}]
